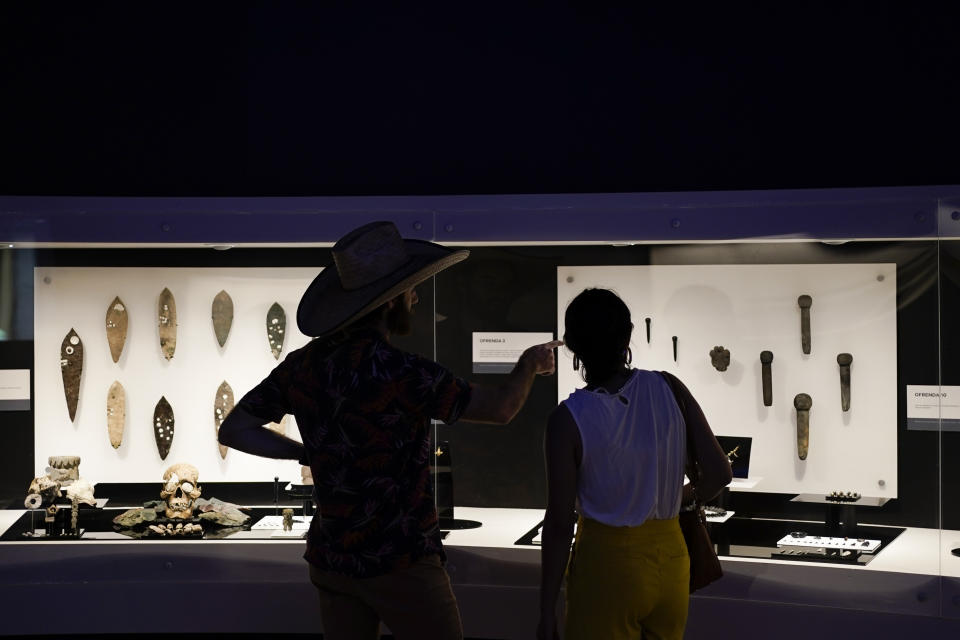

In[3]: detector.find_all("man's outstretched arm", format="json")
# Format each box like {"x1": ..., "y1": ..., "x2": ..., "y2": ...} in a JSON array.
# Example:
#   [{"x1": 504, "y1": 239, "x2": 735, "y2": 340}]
[
  {"x1": 460, "y1": 340, "x2": 563, "y2": 424},
  {"x1": 218, "y1": 405, "x2": 307, "y2": 465}
]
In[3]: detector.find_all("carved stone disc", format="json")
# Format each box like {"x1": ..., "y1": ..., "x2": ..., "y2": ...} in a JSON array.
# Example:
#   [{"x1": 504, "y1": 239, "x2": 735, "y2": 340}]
[
  {"x1": 153, "y1": 396, "x2": 175, "y2": 460},
  {"x1": 105, "y1": 296, "x2": 128, "y2": 363},
  {"x1": 211, "y1": 290, "x2": 234, "y2": 348},
  {"x1": 158, "y1": 288, "x2": 177, "y2": 360},
  {"x1": 267, "y1": 302, "x2": 286, "y2": 360},
  {"x1": 107, "y1": 380, "x2": 126, "y2": 448},
  {"x1": 60, "y1": 328, "x2": 83, "y2": 422},
  {"x1": 214, "y1": 380, "x2": 234, "y2": 459}
]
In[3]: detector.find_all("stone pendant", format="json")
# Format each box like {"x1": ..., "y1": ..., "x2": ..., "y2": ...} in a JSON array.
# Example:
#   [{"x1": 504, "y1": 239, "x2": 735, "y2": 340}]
[
  {"x1": 266, "y1": 302, "x2": 286, "y2": 360},
  {"x1": 60, "y1": 329, "x2": 84, "y2": 422},
  {"x1": 214, "y1": 380, "x2": 234, "y2": 459},
  {"x1": 158, "y1": 288, "x2": 177, "y2": 360},
  {"x1": 211, "y1": 290, "x2": 234, "y2": 348},
  {"x1": 105, "y1": 296, "x2": 128, "y2": 363},
  {"x1": 107, "y1": 380, "x2": 126, "y2": 448},
  {"x1": 154, "y1": 396, "x2": 175, "y2": 460}
]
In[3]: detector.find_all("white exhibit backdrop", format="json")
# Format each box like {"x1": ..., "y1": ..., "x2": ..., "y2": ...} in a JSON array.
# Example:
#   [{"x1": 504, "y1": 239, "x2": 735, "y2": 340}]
[
  {"x1": 556, "y1": 264, "x2": 898, "y2": 498},
  {"x1": 34, "y1": 266, "x2": 319, "y2": 484}
]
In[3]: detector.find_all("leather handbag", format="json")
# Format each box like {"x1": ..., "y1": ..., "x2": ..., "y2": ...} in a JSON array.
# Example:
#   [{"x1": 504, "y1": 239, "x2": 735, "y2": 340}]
[{"x1": 661, "y1": 372, "x2": 724, "y2": 593}]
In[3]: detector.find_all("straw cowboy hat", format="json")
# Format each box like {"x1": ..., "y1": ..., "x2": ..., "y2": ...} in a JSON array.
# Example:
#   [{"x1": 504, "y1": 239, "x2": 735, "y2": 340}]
[{"x1": 297, "y1": 221, "x2": 469, "y2": 337}]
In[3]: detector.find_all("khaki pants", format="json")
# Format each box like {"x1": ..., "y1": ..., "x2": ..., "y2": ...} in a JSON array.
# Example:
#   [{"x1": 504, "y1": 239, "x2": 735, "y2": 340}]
[{"x1": 309, "y1": 554, "x2": 463, "y2": 640}]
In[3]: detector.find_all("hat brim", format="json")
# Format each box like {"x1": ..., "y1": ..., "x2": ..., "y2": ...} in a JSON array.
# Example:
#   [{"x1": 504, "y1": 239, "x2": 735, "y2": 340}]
[{"x1": 297, "y1": 239, "x2": 469, "y2": 337}]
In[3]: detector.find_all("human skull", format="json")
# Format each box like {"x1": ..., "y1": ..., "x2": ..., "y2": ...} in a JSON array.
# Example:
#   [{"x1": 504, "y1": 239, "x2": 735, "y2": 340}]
[{"x1": 160, "y1": 463, "x2": 202, "y2": 519}]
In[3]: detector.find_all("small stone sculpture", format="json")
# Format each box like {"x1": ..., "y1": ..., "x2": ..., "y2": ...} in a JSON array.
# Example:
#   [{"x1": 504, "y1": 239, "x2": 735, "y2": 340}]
[
  {"x1": 794, "y1": 393, "x2": 813, "y2": 460},
  {"x1": 301, "y1": 465, "x2": 313, "y2": 486},
  {"x1": 797, "y1": 295, "x2": 813, "y2": 354},
  {"x1": 837, "y1": 353, "x2": 853, "y2": 411},
  {"x1": 709, "y1": 346, "x2": 730, "y2": 372},
  {"x1": 282, "y1": 508, "x2": 294, "y2": 532},
  {"x1": 47, "y1": 456, "x2": 81, "y2": 485},
  {"x1": 760, "y1": 351, "x2": 774, "y2": 406},
  {"x1": 24, "y1": 475, "x2": 61, "y2": 510},
  {"x1": 160, "y1": 463, "x2": 202, "y2": 519}
]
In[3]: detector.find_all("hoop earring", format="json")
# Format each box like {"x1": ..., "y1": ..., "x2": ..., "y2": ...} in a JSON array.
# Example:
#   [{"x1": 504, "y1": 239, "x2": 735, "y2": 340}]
[
  {"x1": 624, "y1": 348, "x2": 632, "y2": 365},
  {"x1": 573, "y1": 355, "x2": 580, "y2": 371}
]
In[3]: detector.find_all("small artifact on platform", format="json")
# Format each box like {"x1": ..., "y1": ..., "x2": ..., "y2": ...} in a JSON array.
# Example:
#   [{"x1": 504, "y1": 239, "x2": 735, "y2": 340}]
[
  {"x1": 266, "y1": 302, "x2": 286, "y2": 360},
  {"x1": 160, "y1": 463, "x2": 202, "y2": 519},
  {"x1": 60, "y1": 329, "x2": 84, "y2": 422},
  {"x1": 158, "y1": 287, "x2": 177, "y2": 360},
  {"x1": 154, "y1": 397, "x2": 175, "y2": 460},
  {"x1": 196, "y1": 497, "x2": 250, "y2": 526},
  {"x1": 797, "y1": 295, "x2": 813, "y2": 354},
  {"x1": 47, "y1": 456, "x2": 81, "y2": 485},
  {"x1": 672, "y1": 336, "x2": 678, "y2": 362},
  {"x1": 214, "y1": 381, "x2": 234, "y2": 459},
  {"x1": 301, "y1": 465, "x2": 313, "y2": 486},
  {"x1": 105, "y1": 296, "x2": 128, "y2": 363},
  {"x1": 709, "y1": 346, "x2": 730, "y2": 372},
  {"x1": 211, "y1": 290, "x2": 234, "y2": 348},
  {"x1": 826, "y1": 490, "x2": 861, "y2": 502},
  {"x1": 266, "y1": 414, "x2": 288, "y2": 436},
  {"x1": 793, "y1": 393, "x2": 813, "y2": 460},
  {"x1": 837, "y1": 353, "x2": 853, "y2": 412},
  {"x1": 282, "y1": 508, "x2": 294, "y2": 532},
  {"x1": 65, "y1": 478, "x2": 96, "y2": 506},
  {"x1": 645, "y1": 317, "x2": 651, "y2": 343},
  {"x1": 107, "y1": 381, "x2": 126, "y2": 449},
  {"x1": 112, "y1": 507, "x2": 158, "y2": 527},
  {"x1": 24, "y1": 475, "x2": 61, "y2": 510},
  {"x1": 760, "y1": 351, "x2": 774, "y2": 407}
]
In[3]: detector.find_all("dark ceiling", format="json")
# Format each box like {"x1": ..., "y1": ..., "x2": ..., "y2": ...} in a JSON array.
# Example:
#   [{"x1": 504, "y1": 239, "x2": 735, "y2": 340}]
[{"x1": 2, "y1": 3, "x2": 958, "y2": 196}]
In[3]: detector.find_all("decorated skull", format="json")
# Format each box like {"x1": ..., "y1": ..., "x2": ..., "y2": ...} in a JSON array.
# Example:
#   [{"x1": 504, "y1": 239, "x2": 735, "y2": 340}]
[{"x1": 160, "y1": 463, "x2": 202, "y2": 519}]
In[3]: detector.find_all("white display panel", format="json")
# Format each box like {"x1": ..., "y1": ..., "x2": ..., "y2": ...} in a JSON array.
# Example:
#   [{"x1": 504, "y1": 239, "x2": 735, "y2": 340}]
[
  {"x1": 557, "y1": 264, "x2": 897, "y2": 497},
  {"x1": 34, "y1": 266, "x2": 318, "y2": 483}
]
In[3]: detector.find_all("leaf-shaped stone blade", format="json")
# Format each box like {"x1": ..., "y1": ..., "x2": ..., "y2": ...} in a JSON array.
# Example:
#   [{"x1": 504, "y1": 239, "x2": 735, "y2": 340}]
[
  {"x1": 60, "y1": 328, "x2": 83, "y2": 422},
  {"x1": 158, "y1": 288, "x2": 177, "y2": 360},
  {"x1": 211, "y1": 290, "x2": 234, "y2": 348},
  {"x1": 107, "y1": 380, "x2": 126, "y2": 448},
  {"x1": 267, "y1": 302, "x2": 286, "y2": 360},
  {"x1": 105, "y1": 296, "x2": 128, "y2": 363},
  {"x1": 153, "y1": 396, "x2": 175, "y2": 460},
  {"x1": 214, "y1": 380, "x2": 234, "y2": 459}
]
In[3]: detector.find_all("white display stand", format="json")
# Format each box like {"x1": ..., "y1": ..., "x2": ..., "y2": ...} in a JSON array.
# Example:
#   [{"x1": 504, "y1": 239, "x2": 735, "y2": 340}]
[
  {"x1": 34, "y1": 266, "x2": 319, "y2": 483},
  {"x1": 557, "y1": 264, "x2": 898, "y2": 497}
]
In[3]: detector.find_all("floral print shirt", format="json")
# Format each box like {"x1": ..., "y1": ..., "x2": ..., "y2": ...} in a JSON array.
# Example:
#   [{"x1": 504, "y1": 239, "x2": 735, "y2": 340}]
[{"x1": 237, "y1": 327, "x2": 472, "y2": 578}]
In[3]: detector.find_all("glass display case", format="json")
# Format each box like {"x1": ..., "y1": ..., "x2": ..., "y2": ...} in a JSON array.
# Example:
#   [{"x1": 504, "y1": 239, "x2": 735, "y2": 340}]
[{"x1": 1, "y1": 187, "x2": 960, "y2": 638}]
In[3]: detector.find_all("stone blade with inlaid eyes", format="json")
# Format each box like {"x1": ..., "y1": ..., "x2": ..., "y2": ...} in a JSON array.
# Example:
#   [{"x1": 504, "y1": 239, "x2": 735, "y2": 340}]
[
  {"x1": 158, "y1": 288, "x2": 177, "y2": 360},
  {"x1": 105, "y1": 296, "x2": 128, "y2": 363},
  {"x1": 211, "y1": 290, "x2": 234, "y2": 348},
  {"x1": 153, "y1": 396, "x2": 175, "y2": 460},
  {"x1": 107, "y1": 380, "x2": 126, "y2": 449},
  {"x1": 214, "y1": 380, "x2": 234, "y2": 459},
  {"x1": 60, "y1": 329, "x2": 84, "y2": 422},
  {"x1": 267, "y1": 302, "x2": 286, "y2": 360}
]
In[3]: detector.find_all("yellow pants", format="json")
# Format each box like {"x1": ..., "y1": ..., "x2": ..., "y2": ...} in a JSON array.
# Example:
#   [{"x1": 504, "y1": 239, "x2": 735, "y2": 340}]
[{"x1": 565, "y1": 516, "x2": 690, "y2": 640}]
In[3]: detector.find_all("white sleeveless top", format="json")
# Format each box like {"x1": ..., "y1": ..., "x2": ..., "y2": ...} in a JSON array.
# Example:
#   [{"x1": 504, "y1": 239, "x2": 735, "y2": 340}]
[{"x1": 562, "y1": 369, "x2": 686, "y2": 526}]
